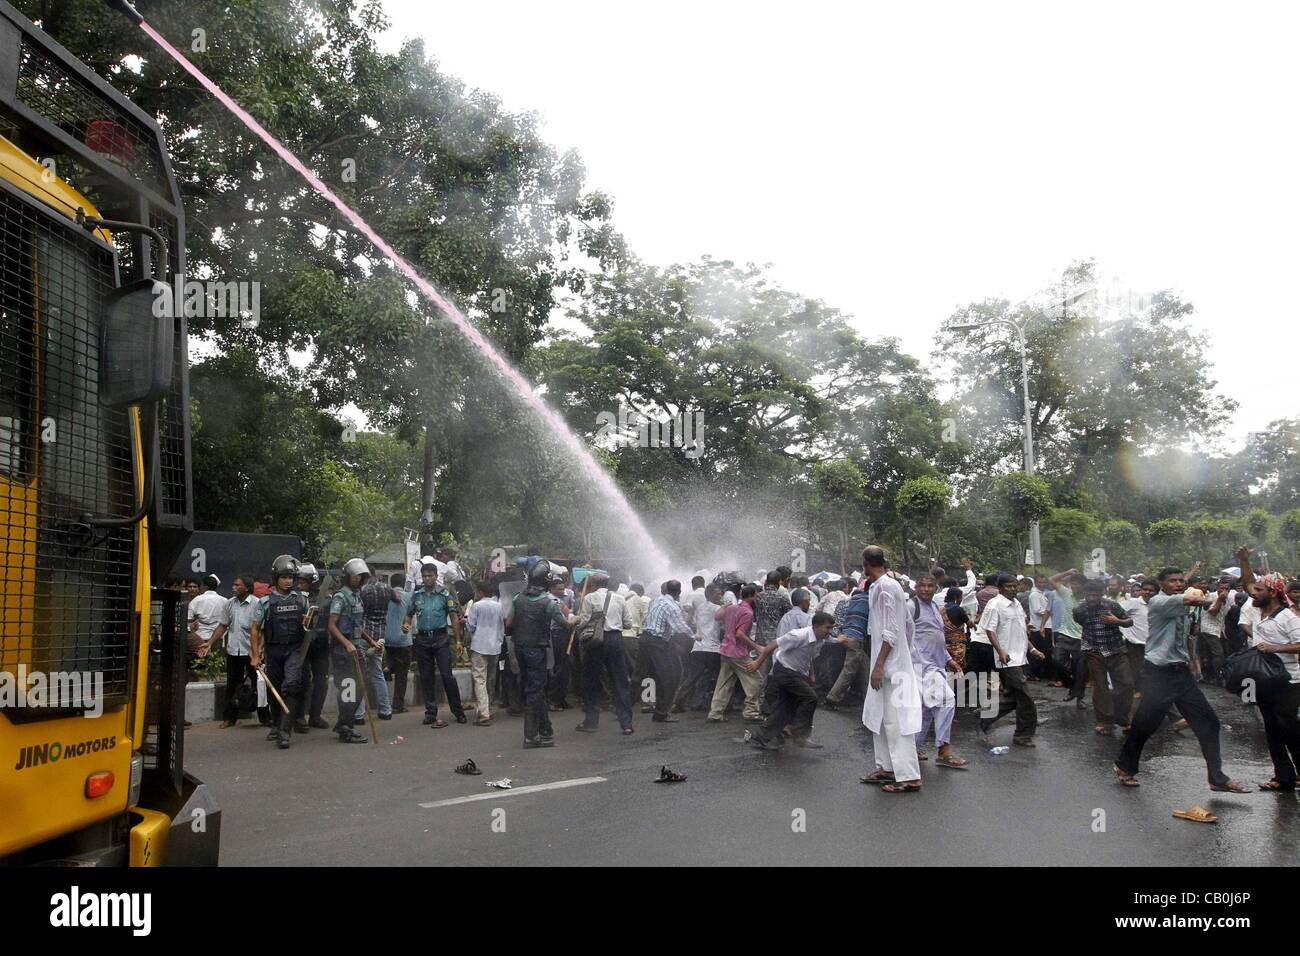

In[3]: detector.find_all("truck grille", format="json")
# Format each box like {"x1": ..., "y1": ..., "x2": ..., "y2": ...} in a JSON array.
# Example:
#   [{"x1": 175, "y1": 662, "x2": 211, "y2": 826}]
[{"x1": 0, "y1": 182, "x2": 137, "y2": 717}]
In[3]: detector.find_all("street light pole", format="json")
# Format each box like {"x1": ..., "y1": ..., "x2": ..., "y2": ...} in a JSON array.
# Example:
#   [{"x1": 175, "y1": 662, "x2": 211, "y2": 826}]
[
  {"x1": 949, "y1": 289, "x2": 1091, "y2": 569},
  {"x1": 1014, "y1": 323, "x2": 1043, "y2": 568}
]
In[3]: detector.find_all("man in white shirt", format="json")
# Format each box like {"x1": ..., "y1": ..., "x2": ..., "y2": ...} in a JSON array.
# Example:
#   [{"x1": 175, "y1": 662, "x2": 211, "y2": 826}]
[
  {"x1": 680, "y1": 575, "x2": 710, "y2": 630},
  {"x1": 187, "y1": 574, "x2": 226, "y2": 663},
  {"x1": 1121, "y1": 580, "x2": 1157, "y2": 690},
  {"x1": 575, "y1": 574, "x2": 634, "y2": 735},
  {"x1": 1198, "y1": 578, "x2": 1233, "y2": 685},
  {"x1": 672, "y1": 585, "x2": 724, "y2": 712},
  {"x1": 978, "y1": 573, "x2": 1043, "y2": 746},
  {"x1": 1246, "y1": 570, "x2": 1300, "y2": 790},
  {"x1": 745, "y1": 612, "x2": 843, "y2": 749},
  {"x1": 853, "y1": 547, "x2": 923, "y2": 792},
  {"x1": 1026, "y1": 576, "x2": 1052, "y2": 680},
  {"x1": 466, "y1": 580, "x2": 504, "y2": 725}
]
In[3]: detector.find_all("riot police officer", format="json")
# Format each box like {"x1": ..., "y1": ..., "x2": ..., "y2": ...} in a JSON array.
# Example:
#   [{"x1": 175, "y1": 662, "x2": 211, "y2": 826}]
[
  {"x1": 250, "y1": 554, "x2": 310, "y2": 750},
  {"x1": 292, "y1": 562, "x2": 331, "y2": 732},
  {"x1": 504, "y1": 560, "x2": 577, "y2": 748},
  {"x1": 328, "y1": 558, "x2": 380, "y2": 743}
]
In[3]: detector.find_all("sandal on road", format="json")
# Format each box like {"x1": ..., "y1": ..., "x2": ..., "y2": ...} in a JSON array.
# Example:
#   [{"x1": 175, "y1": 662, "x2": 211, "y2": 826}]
[
  {"x1": 881, "y1": 781, "x2": 922, "y2": 793},
  {"x1": 1209, "y1": 780, "x2": 1250, "y2": 794},
  {"x1": 655, "y1": 765, "x2": 688, "y2": 783},
  {"x1": 936, "y1": 754, "x2": 969, "y2": 770},
  {"x1": 860, "y1": 770, "x2": 895, "y2": 785},
  {"x1": 454, "y1": 758, "x2": 482, "y2": 776},
  {"x1": 1258, "y1": 779, "x2": 1295, "y2": 791},
  {"x1": 1114, "y1": 766, "x2": 1140, "y2": 788}
]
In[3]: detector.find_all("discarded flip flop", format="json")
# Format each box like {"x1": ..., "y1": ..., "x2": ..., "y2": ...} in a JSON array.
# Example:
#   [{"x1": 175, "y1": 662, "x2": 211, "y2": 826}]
[
  {"x1": 1171, "y1": 805, "x2": 1217, "y2": 824},
  {"x1": 454, "y1": 758, "x2": 482, "y2": 776},
  {"x1": 655, "y1": 765, "x2": 688, "y2": 783},
  {"x1": 486, "y1": 778, "x2": 512, "y2": 790}
]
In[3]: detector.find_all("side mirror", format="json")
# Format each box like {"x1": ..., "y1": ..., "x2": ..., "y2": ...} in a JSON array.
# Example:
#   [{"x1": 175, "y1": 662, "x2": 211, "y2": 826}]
[{"x1": 99, "y1": 277, "x2": 174, "y2": 407}]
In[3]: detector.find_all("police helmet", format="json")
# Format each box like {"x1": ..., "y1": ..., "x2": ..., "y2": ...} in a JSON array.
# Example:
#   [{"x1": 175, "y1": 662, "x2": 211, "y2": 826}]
[
  {"x1": 271, "y1": 554, "x2": 299, "y2": 578},
  {"x1": 295, "y1": 562, "x2": 319, "y2": 585},
  {"x1": 528, "y1": 559, "x2": 560, "y2": 588},
  {"x1": 342, "y1": 557, "x2": 371, "y2": 582}
]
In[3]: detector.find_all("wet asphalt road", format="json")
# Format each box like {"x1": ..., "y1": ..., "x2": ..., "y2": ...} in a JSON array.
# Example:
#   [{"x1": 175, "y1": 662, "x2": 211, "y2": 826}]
[{"x1": 186, "y1": 682, "x2": 1300, "y2": 866}]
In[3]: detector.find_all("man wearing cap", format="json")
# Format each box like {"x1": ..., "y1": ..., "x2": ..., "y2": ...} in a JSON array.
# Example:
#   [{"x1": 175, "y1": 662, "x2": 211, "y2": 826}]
[{"x1": 403, "y1": 561, "x2": 466, "y2": 728}]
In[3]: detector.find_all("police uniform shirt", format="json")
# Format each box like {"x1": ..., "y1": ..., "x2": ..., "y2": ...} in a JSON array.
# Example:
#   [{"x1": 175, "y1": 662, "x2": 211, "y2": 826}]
[
  {"x1": 408, "y1": 585, "x2": 460, "y2": 633},
  {"x1": 329, "y1": 585, "x2": 366, "y2": 639},
  {"x1": 253, "y1": 590, "x2": 308, "y2": 643}
]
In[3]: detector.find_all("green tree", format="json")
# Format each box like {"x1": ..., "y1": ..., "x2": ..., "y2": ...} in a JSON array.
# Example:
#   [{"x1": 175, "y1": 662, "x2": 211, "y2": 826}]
[
  {"x1": 896, "y1": 476, "x2": 951, "y2": 564},
  {"x1": 1247, "y1": 506, "x2": 1270, "y2": 544},
  {"x1": 1146, "y1": 518, "x2": 1189, "y2": 565},
  {"x1": 811, "y1": 461, "x2": 869, "y2": 575},
  {"x1": 1040, "y1": 507, "x2": 1100, "y2": 570},
  {"x1": 938, "y1": 261, "x2": 1237, "y2": 502},
  {"x1": 1100, "y1": 518, "x2": 1143, "y2": 571},
  {"x1": 1280, "y1": 509, "x2": 1300, "y2": 569},
  {"x1": 995, "y1": 473, "x2": 1054, "y2": 567}
]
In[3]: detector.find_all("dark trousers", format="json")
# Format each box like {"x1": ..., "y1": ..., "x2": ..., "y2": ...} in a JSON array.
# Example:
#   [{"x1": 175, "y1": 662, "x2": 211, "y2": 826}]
[
  {"x1": 414, "y1": 630, "x2": 462, "y2": 719},
  {"x1": 980, "y1": 664, "x2": 1036, "y2": 738},
  {"x1": 1116, "y1": 662, "x2": 1229, "y2": 786},
  {"x1": 1053, "y1": 635, "x2": 1086, "y2": 694},
  {"x1": 814, "y1": 640, "x2": 845, "y2": 696},
  {"x1": 548, "y1": 631, "x2": 571, "y2": 708},
  {"x1": 223, "y1": 654, "x2": 270, "y2": 723},
  {"x1": 294, "y1": 635, "x2": 329, "y2": 723},
  {"x1": 387, "y1": 644, "x2": 412, "y2": 711},
  {"x1": 517, "y1": 645, "x2": 552, "y2": 740},
  {"x1": 499, "y1": 641, "x2": 523, "y2": 713},
  {"x1": 1126, "y1": 643, "x2": 1145, "y2": 692},
  {"x1": 1028, "y1": 630, "x2": 1057, "y2": 680},
  {"x1": 965, "y1": 640, "x2": 996, "y2": 702},
  {"x1": 640, "y1": 636, "x2": 682, "y2": 718},
  {"x1": 329, "y1": 643, "x2": 362, "y2": 732},
  {"x1": 582, "y1": 631, "x2": 633, "y2": 730},
  {"x1": 263, "y1": 642, "x2": 306, "y2": 733},
  {"x1": 1198, "y1": 631, "x2": 1226, "y2": 682},
  {"x1": 674, "y1": 651, "x2": 721, "y2": 711},
  {"x1": 1085, "y1": 649, "x2": 1135, "y2": 727},
  {"x1": 1259, "y1": 682, "x2": 1300, "y2": 788},
  {"x1": 754, "y1": 662, "x2": 818, "y2": 744}
]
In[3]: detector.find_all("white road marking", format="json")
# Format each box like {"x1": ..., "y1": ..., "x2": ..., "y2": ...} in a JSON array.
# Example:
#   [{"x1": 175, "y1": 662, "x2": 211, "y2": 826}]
[{"x1": 419, "y1": 776, "x2": 607, "y2": 808}]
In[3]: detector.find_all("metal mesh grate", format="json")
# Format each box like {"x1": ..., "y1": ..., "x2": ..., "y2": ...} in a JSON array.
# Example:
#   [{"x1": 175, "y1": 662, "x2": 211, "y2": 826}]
[
  {"x1": 15, "y1": 37, "x2": 166, "y2": 194},
  {"x1": 149, "y1": 211, "x2": 188, "y2": 525},
  {"x1": 0, "y1": 183, "x2": 137, "y2": 716}
]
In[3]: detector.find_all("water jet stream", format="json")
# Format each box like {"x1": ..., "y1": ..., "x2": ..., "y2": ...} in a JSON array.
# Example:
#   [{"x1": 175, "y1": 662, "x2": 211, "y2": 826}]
[{"x1": 123, "y1": 12, "x2": 673, "y2": 576}]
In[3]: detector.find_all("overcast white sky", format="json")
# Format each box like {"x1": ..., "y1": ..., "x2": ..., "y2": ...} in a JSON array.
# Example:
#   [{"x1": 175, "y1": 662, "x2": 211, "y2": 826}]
[{"x1": 380, "y1": 0, "x2": 1296, "y2": 443}]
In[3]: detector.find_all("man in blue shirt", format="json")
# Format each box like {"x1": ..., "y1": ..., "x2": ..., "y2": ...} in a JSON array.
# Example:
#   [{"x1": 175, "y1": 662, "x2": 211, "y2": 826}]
[
  {"x1": 1114, "y1": 560, "x2": 1249, "y2": 792},
  {"x1": 384, "y1": 574, "x2": 413, "y2": 714},
  {"x1": 403, "y1": 561, "x2": 465, "y2": 728}
]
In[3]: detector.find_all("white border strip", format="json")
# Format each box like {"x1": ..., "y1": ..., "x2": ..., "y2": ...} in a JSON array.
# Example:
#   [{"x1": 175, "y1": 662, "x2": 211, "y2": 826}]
[{"x1": 419, "y1": 776, "x2": 607, "y2": 808}]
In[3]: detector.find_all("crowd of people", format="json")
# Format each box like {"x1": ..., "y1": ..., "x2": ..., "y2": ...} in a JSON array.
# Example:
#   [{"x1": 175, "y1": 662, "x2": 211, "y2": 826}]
[{"x1": 179, "y1": 541, "x2": 1300, "y2": 796}]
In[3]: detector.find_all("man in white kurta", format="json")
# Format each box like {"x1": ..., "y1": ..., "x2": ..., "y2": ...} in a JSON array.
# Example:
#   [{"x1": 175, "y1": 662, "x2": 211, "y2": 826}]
[{"x1": 858, "y1": 547, "x2": 923, "y2": 790}]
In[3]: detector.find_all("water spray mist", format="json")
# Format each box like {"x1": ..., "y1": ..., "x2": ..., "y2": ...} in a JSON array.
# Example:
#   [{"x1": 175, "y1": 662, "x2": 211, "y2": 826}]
[{"x1": 104, "y1": 0, "x2": 673, "y2": 577}]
